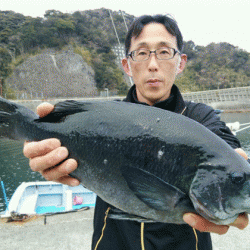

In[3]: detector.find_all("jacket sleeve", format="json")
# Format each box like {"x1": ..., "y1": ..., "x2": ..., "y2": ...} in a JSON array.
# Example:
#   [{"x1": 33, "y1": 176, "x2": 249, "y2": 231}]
[{"x1": 184, "y1": 101, "x2": 241, "y2": 149}]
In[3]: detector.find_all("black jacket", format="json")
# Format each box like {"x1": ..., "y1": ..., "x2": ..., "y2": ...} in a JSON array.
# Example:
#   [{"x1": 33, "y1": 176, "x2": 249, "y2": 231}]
[{"x1": 92, "y1": 85, "x2": 241, "y2": 250}]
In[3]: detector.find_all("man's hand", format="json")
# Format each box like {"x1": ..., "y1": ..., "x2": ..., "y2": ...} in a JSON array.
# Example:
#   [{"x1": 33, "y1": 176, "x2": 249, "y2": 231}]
[
  {"x1": 235, "y1": 148, "x2": 248, "y2": 160},
  {"x1": 184, "y1": 148, "x2": 249, "y2": 234},
  {"x1": 183, "y1": 213, "x2": 248, "y2": 235},
  {"x1": 23, "y1": 102, "x2": 80, "y2": 186}
]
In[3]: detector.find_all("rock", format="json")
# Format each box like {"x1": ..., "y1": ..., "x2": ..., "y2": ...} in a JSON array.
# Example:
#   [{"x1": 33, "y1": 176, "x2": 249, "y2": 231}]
[{"x1": 6, "y1": 49, "x2": 98, "y2": 98}]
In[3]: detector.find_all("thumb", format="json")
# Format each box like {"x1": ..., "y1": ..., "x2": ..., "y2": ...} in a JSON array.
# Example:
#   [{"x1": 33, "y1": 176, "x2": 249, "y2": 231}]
[{"x1": 36, "y1": 102, "x2": 54, "y2": 118}]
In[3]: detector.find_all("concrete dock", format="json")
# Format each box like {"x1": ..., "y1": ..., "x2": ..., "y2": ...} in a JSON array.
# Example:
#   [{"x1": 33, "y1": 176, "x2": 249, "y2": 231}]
[
  {"x1": 1, "y1": 208, "x2": 250, "y2": 250},
  {"x1": 0, "y1": 208, "x2": 94, "y2": 250},
  {"x1": 211, "y1": 224, "x2": 250, "y2": 250}
]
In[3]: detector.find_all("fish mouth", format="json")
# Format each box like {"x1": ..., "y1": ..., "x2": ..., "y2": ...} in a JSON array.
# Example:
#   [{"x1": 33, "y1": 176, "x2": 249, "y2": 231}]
[
  {"x1": 189, "y1": 191, "x2": 238, "y2": 225},
  {"x1": 189, "y1": 191, "x2": 218, "y2": 222}
]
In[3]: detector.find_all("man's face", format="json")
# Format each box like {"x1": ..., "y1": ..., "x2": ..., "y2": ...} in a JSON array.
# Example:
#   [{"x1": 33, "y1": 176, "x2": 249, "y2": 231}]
[{"x1": 122, "y1": 23, "x2": 187, "y2": 106}]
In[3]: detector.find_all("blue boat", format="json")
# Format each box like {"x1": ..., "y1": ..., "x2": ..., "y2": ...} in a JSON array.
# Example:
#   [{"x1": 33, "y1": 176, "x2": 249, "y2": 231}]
[{"x1": 1, "y1": 181, "x2": 96, "y2": 219}]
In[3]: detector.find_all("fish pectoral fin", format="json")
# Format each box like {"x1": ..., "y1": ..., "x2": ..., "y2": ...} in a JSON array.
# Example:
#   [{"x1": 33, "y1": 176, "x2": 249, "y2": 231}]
[
  {"x1": 108, "y1": 207, "x2": 154, "y2": 223},
  {"x1": 122, "y1": 166, "x2": 188, "y2": 211},
  {"x1": 35, "y1": 100, "x2": 92, "y2": 123}
]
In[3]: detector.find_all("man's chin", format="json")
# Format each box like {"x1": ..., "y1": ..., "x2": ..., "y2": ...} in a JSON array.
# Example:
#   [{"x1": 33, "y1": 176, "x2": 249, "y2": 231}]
[{"x1": 144, "y1": 93, "x2": 166, "y2": 105}]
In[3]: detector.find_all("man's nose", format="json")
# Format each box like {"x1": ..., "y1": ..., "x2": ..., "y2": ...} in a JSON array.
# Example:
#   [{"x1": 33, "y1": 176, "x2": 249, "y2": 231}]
[{"x1": 147, "y1": 53, "x2": 159, "y2": 72}]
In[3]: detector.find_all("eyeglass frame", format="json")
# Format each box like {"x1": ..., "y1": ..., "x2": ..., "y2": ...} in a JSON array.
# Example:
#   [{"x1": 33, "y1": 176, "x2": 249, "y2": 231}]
[{"x1": 127, "y1": 47, "x2": 181, "y2": 62}]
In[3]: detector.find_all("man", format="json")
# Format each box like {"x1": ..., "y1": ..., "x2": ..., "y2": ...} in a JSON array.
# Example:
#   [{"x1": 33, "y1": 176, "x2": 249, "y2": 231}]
[{"x1": 23, "y1": 15, "x2": 249, "y2": 249}]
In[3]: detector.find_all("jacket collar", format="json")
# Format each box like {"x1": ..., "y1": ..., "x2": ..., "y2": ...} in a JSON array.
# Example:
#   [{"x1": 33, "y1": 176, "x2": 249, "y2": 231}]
[{"x1": 124, "y1": 84, "x2": 186, "y2": 114}]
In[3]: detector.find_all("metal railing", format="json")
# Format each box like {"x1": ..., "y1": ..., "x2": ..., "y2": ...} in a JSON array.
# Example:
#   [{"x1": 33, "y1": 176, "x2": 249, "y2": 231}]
[{"x1": 182, "y1": 86, "x2": 250, "y2": 104}]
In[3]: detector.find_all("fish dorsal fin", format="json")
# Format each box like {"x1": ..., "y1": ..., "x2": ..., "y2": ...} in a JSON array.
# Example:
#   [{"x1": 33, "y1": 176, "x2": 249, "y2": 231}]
[
  {"x1": 36, "y1": 100, "x2": 92, "y2": 123},
  {"x1": 0, "y1": 97, "x2": 17, "y2": 112},
  {"x1": 122, "y1": 166, "x2": 188, "y2": 211}
]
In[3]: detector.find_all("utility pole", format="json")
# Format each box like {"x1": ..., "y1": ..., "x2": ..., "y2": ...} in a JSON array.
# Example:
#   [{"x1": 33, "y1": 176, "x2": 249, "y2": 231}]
[
  {"x1": 120, "y1": 10, "x2": 133, "y2": 86},
  {"x1": 108, "y1": 9, "x2": 121, "y2": 46},
  {"x1": 109, "y1": 9, "x2": 133, "y2": 87},
  {"x1": 120, "y1": 10, "x2": 128, "y2": 32}
]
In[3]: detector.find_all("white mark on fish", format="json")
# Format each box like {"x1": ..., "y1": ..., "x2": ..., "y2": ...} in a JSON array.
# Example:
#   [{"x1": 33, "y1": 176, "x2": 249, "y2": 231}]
[
  {"x1": 218, "y1": 185, "x2": 224, "y2": 212},
  {"x1": 157, "y1": 150, "x2": 164, "y2": 160},
  {"x1": 103, "y1": 159, "x2": 108, "y2": 165}
]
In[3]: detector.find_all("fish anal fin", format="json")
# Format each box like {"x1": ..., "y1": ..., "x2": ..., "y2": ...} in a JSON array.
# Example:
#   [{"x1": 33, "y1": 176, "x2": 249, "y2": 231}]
[
  {"x1": 108, "y1": 207, "x2": 154, "y2": 223},
  {"x1": 122, "y1": 166, "x2": 188, "y2": 211}
]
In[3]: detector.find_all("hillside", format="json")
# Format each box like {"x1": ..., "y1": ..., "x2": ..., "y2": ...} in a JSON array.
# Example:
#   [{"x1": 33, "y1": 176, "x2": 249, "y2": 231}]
[
  {"x1": 0, "y1": 9, "x2": 249, "y2": 98},
  {"x1": 0, "y1": 9, "x2": 134, "y2": 98},
  {"x1": 177, "y1": 41, "x2": 250, "y2": 92}
]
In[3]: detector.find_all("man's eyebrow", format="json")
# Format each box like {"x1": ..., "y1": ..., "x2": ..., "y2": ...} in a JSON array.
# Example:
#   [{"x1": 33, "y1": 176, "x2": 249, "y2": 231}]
[
  {"x1": 136, "y1": 42, "x2": 149, "y2": 48},
  {"x1": 135, "y1": 41, "x2": 175, "y2": 49},
  {"x1": 158, "y1": 41, "x2": 175, "y2": 47}
]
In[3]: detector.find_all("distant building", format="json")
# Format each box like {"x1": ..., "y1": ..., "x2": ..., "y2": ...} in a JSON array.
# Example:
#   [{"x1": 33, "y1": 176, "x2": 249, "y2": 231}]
[
  {"x1": 112, "y1": 44, "x2": 134, "y2": 87},
  {"x1": 112, "y1": 44, "x2": 126, "y2": 66}
]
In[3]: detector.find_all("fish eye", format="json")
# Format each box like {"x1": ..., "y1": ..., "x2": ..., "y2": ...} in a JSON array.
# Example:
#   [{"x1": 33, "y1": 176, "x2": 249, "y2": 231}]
[{"x1": 230, "y1": 172, "x2": 246, "y2": 185}]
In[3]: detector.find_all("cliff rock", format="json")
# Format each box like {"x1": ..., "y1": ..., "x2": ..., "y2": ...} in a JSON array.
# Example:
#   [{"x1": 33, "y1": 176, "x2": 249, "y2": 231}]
[{"x1": 6, "y1": 49, "x2": 98, "y2": 98}]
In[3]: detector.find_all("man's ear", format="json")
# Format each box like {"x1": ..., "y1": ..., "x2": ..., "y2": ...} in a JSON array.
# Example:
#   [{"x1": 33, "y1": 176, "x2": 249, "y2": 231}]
[
  {"x1": 122, "y1": 58, "x2": 133, "y2": 77},
  {"x1": 176, "y1": 54, "x2": 187, "y2": 75}
]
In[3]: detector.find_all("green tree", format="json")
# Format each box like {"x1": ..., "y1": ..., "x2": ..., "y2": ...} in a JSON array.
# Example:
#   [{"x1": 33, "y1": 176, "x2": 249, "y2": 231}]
[
  {"x1": 0, "y1": 47, "x2": 12, "y2": 85},
  {"x1": 229, "y1": 50, "x2": 249, "y2": 72},
  {"x1": 183, "y1": 41, "x2": 197, "y2": 60}
]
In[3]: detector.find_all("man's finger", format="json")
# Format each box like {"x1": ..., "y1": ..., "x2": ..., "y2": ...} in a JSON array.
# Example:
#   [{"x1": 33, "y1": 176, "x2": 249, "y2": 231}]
[
  {"x1": 234, "y1": 148, "x2": 248, "y2": 160},
  {"x1": 29, "y1": 146, "x2": 68, "y2": 172},
  {"x1": 36, "y1": 102, "x2": 54, "y2": 117},
  {"x1": 54, "y1": 175, "x2": 80, "y2": 187},
  {"x1": 229, "y1": 213, "x2": 249, "y2": 230},
  {"x1": 42, "y1": 158, "x2": 78, "y2": 181},
  {"x1": 183, "y1": 213, "x2": 229, "y2": 235},
  {"x1": 23, "y1": 139, "x2": 61, "y2": 158}
]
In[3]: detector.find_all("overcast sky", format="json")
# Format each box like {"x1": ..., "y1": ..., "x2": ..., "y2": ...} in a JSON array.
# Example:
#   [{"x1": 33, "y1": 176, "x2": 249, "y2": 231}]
[{"x1": 2, "y1": 0, "x2": 250, "y2": 52}]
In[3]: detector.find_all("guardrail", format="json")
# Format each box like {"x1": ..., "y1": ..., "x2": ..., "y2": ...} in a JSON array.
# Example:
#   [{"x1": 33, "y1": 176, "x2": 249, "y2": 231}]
[{"x1": 182, "y1": 86, "x2": 250, "y2": 104}]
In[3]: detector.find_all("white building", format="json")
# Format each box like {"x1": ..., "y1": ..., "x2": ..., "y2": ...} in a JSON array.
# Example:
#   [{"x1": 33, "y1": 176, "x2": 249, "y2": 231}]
[{"x1": 113, "y1": 44, "x2": 126, "y2": 66}]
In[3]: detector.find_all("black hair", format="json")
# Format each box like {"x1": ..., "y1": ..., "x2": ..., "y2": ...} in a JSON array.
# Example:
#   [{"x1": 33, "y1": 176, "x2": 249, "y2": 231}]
[{"x1": 125, "y1": 14, "x2": 183, "y2": 56}]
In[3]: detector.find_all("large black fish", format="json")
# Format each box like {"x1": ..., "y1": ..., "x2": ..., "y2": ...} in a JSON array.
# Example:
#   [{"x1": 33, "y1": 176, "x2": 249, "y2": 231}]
[{"x1": 0, "y1": 97, "x2": 250, "y2": 225}]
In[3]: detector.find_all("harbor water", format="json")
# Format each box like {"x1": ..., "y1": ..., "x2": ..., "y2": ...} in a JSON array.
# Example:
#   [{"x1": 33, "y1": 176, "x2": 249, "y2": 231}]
[{"x1": 0, "y1": 112, "x2": 250, "y2": 212}]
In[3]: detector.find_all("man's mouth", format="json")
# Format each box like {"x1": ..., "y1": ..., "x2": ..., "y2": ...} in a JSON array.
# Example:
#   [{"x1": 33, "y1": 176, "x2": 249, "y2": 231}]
[{"x1": 146, "y1": 79, "x2": 162, "y2": 86}]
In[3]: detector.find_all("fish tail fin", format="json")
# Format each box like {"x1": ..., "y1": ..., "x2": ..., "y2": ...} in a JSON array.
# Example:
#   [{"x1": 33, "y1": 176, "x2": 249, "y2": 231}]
[{"x1": 0, "y1": 97, "x2": 19, "y2": 139}]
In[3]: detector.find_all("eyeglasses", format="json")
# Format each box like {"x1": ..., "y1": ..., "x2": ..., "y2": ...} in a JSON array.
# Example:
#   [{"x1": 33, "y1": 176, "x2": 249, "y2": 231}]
[{"x1": 128, "y1": 47, "x2": 180, "y2": 62}]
